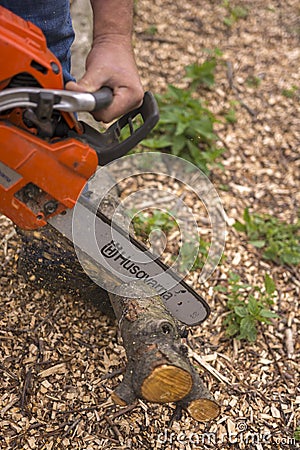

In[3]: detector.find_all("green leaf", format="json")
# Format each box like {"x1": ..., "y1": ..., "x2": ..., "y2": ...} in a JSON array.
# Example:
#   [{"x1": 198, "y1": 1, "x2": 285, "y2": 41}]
[
  {"x1": 264, "y1": 274, "x2": 276, "y2": 295},
  {"x1": 234, "y1": 306, "x2": 247, "y2": 318},
  {"x1": 263, "y1": 248, "x2": 279, "y2": 263},
  {"x1": 294, "y1": 427, "x2": 300, "y2": 441},
  {"x1": 233, "y1": 221, "x2": 246, "y2": 232},
  {"x1": 243, "y1": 207, "x2": 251, "y2": 224},
  {"x1": 232, "y1": 5, "x2": 248, "y2": 19},
  {"x1": 249, "y1": 240, "x2": 266, "y2": 248},
  {"x1": 187, "y1": 140, "x2": 200, "y2": 159},
  {"x1": 239, "y1": 316, "x2": 257, "y2": 342},
  {"x1": 142, "y1": 137, "x2": 173, "y2": 149},
  {"x1": 229, "y1": 272, "x2": 241, "y2": 284},
  {"x1": 225, "y1": 108, "x2": 237, "y2": 124},
  {"x1": 175, "y1": 121, "x2": 188, "y2": 136},
  {"x1": 260, "y1": 309, "x2": 278, "y2": 319},
  {"x1": 185, "y1": 59, "x2": 217, "y2": 88},
  {"x1": 225, "y1": 321, "x2": 240, "y2": 337},
  {"x1": 172, "y1": 135, "x2": 186, "y2": 155},
  {"x1": 214, "y1": 285, "x2": 228, "y2": 293},
  {"x1": 233, "y1": 208, "x2": 300, "y2": 266},
  {"x1": 146, "y1": 73, "x2": 223, "y2": 172},
  {"x1": 281, "y1": 251, "x2": 300, "y2": 265},
  {"x1": 247, "y1": 296, "x2": 260, "y2": 317}
]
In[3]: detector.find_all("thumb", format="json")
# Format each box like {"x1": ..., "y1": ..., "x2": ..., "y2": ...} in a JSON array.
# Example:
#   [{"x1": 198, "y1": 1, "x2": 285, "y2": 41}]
[
  {"x1": 65, "y1": 80, "x2": 88, "y2": 92},
  {"x1": 65, "y1": 79, "x2": 95, "y2": 92}
]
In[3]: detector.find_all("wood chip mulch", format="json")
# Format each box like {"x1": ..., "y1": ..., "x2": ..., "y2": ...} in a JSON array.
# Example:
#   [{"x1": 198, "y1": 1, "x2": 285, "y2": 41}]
[{"x1": 1, "y1": 0, "x2": 299, "y2": 448}]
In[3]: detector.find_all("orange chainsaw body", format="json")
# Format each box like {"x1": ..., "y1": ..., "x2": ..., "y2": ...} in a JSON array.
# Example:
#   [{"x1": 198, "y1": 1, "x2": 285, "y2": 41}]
[{"x1": 0, "y1": 6, "x2": 98, "y2": 229}]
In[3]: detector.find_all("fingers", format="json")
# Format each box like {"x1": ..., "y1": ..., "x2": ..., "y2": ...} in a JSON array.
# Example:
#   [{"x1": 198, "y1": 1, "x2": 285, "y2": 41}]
[{"x1": 94, "y1": 85, "x2": 144, "y2": 123}]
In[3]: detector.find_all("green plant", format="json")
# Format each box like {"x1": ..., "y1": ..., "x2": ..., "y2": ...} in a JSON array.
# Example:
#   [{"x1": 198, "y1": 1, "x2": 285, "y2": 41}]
[
  {"x1": 145, "y1": 25, "x2": 158, "y2": 36},
  {"x1": 224, "y1": 107, "x2": 237, "y2": 124},
  {"x1": 216, "y1": 272, "x2": 278, "y2": 342},
  {"x1": 131, "y1": 208, "x2": 177, "y2": 243},
  {"x1": 131, "y1": 209, "x2": 212, "y2": 273},
  {"x1": 178, "y1": 237, "x2": 210, "y2": 272},
  {"x1": 246, "y1": 75, "x2": 262, "y2": 88},
  {"x1": 183, "y1": 49, "x2": 223, "y2": 90},
  {"x1": 234, "y1": 208, "x2": 300, "y2": 265},
  {"x1": 142, "y1": 82, "x2": 224, "y2": 173},
  {"x1": 223, "y1": 1, "x2": 249, "y2": 27},
  {"x1": 294, "y1": 427, "x2": 300, "y2": 441},
  {"x1": 185, "y1": 59, "x2": 217, "y2": 89},
  {"x1": 282, "y1": 85, "x2": 298, "y2": 98}
]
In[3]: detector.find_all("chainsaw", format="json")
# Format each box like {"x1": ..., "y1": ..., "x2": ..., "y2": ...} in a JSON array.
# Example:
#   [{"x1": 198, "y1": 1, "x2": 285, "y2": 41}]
[{"x1": 0, "y1": 6, "x2": 210, "y2": 326}]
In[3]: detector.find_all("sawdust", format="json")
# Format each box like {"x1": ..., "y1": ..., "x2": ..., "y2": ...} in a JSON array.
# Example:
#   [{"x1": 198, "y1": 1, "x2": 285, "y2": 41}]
[{"x1": 0, "y1": 0, "x2": 299, "y2": 449}]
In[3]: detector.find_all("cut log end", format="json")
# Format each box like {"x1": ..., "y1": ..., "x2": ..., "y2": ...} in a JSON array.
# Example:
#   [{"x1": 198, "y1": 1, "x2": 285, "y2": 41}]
[
  {"x1": 187, "y1": 398, "x2": 221, "y2": 422},
  {"x1": 141, "y1": 364, "x2": 193, "y2": 403}
]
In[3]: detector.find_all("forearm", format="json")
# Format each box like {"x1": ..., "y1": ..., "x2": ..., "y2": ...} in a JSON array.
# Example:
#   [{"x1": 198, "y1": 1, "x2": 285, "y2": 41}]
[
  {"x1": 67, "y1": 0, "x2": 143, "y2": 122},
  {"x1": 90, "y1": 0, "x2": 134, "y2": 43}
]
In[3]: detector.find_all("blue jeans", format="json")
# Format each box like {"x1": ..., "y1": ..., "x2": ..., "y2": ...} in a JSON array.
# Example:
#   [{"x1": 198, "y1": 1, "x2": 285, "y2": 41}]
[{"x1": 0, "y1": 0, "x2": 75, "y2": 83}]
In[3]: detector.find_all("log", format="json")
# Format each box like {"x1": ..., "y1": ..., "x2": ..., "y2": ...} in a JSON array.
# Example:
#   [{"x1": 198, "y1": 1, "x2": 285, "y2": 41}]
[
  {"x1": 108, "y1": 282, "x2": 220, "y2": 421},
  {"x1": 109, "y1": 282, "x2": 193, "y2": 404}
]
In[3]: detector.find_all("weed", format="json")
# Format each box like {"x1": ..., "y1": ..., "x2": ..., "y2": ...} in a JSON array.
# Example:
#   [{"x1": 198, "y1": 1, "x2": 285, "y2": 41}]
[
  {"x1": 145, "y1": 25, "x2": 158, "y2": 36},
  {"x1": 142, "y1": 82, "x2": 223, "y2": 173},
  {"x1": 282, "y1": 85, "x2": 298, "y2": 98},
  {"x1": 178, "y1": 237, "x2": 210, "y2": 272},
  {"x1": 294, "y1": 427, "x2": 300, "y2": 442},
  {"x1": 185, "y1": 49, "x2": 223, "y2": 90},
  {"x1": 234, "y1": 208, "x2": 300, "y2": 265},
  {"x1": 224, "y1": 107, "x2": 237, "y2": 124},
  {"x1": 216, "y1": 272, "x2": 278, "y2": 342},
  {"x1": 246, "y1": 75, "x2": 262, "y2": 88},
  {"x1": 185, "y1": 59, "x2": 217, "y2": 89},
  {"x1": 131, "y1": 208, "x2": 177, "y2": 243},
  {"x1": 223, "y1": 1, "x2": 249, "y2": 27},
  {"x1": 131, "y1": 208, "x2": 212, "y2": 273}
]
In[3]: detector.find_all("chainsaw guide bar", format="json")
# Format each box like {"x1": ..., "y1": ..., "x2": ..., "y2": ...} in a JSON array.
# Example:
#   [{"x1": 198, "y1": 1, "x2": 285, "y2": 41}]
[{"x1": 49, "y1": 196, "x2": 210, "y2": 326}]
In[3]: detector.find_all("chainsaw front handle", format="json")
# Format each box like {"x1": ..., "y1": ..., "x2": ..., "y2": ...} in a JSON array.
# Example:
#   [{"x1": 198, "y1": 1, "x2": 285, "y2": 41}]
[
  {"x1": 0, "y1": 86, "x2": 113, "y2": 113},
  {"x1": 80, "y1": 91, "x2": 159, "y2": 165}
]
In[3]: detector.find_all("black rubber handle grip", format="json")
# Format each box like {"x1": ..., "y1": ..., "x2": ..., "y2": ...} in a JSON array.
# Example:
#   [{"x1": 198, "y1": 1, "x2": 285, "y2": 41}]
[{"x1": 91, "y1": 87, "x2": 113, "y2": 111}]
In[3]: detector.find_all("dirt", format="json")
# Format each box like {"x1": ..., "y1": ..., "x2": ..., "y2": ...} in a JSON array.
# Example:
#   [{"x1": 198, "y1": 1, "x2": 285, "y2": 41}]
[{"x1": 0, "y1": 0, "x2": 299, "y2": 449}]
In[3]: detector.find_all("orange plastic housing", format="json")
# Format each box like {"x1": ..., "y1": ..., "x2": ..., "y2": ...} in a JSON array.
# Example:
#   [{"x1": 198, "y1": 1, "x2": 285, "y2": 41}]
[
  {"x1": 0, "y1": 6, "x2": 98, "y2": 229},
  {"x1": 0, "y1": 6, "x2": 63, "y2": 89},
  {"x1": 0, "y1": 122, "x2": 98, "y2": 229}
]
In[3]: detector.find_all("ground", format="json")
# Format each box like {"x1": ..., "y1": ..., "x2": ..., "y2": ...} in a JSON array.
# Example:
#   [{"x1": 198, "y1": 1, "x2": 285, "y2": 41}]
[{"x1": 0, "y1": 0, "x2": 299, "y2": 449}]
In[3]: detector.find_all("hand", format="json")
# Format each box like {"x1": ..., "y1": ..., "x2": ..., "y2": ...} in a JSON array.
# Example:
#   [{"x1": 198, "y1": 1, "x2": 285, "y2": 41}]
[{"x1": 66, "y1": 36, "x2": 144, "y2": 122}]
